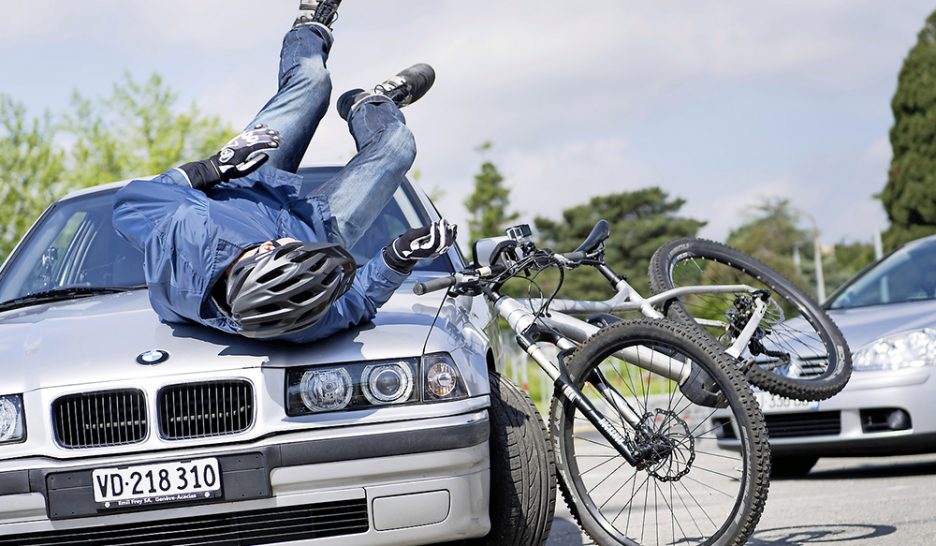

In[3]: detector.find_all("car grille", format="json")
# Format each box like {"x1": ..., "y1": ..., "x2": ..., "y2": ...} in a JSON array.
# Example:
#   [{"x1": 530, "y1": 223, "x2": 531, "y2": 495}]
[
  {"x1": 0, "y1": 499, "x2": 369, "y2": 546},
  {"x1": 52, "y1": 390, "x2": 147, "y2": 449},
  {"x1": 793, "y1": 356, "x2": 829, "y2": 379},
  {"x1": 159, "y1": 380, "x2": 255, "y2": 440},
  {"x1": 765, "y1": 411, "x2": 842, "y2": 438}
]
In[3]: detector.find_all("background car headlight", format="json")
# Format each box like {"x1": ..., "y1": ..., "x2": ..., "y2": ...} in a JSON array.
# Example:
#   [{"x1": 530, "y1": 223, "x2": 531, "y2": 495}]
[
  {"x1": 853, "y1": 329, "x2": 936, "y2": 371},
  {"x1": 286, "y1": 353, "x2": 469, "y2": 416},
  {"x1": 0, "y1": 395, "x2": 26, "y2": 444}
]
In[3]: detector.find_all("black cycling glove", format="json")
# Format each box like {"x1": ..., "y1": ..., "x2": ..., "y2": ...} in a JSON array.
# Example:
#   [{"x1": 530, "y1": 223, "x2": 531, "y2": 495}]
[
  {"x1": 178, "y1": 124, "x2": 282, "y2": 191},
  {"x1": 384, "y1": 219, "x2": 457, "y2": 273}
]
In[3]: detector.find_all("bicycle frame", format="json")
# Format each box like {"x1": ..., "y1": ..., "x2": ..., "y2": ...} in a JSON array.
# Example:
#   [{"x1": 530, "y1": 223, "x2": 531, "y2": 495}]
[{"x1": 546, "y1": 265, "x2": 767, "y2": 360}]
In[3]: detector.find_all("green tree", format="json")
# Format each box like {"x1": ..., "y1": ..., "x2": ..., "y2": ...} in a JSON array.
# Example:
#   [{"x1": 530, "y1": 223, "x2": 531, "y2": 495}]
[
  {"x1": 535, "y1": 188, "x2": 706, "y2": 301},
  {"x1": 882, "y1": 10, "x2": 936, "y2": 249},
  {"x1": 464, "y1": 144, "x2": 519, "y2": 241},
  {"x1": 0, "y1": 97, "x2": 66, "y2": 260},
  {"x1": 823, "y1": 241, "x2": 875, "y2": 295},
  {"x1": 0, "y1": 73, "x2": 233, "y2": 264},
  {"x1": 726, "y1": 198, "x2": 813, "y2": 291},
  {"x1": 63, "y1": 73, "x2": 232, "y2": 188}
]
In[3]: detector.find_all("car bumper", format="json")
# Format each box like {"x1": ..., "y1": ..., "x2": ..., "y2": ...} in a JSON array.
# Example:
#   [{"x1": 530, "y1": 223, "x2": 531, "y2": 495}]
[
  {"x1": 717, "y1": 367, "x2": 936, "y2": 457},
  {"x1": 0, "y1": 411, "x2": 491, "y2": 545}
]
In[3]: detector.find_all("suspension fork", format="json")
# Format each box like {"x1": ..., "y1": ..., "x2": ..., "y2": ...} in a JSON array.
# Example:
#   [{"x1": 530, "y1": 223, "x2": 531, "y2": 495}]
[{"x1": 515, "y1": 333, "x2": 641, "y2": 466}]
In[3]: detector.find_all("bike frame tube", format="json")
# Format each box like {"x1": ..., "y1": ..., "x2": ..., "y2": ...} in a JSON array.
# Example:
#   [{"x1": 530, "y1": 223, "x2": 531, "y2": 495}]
[
  {"x1": 542, "y1": 312, "x2": 693, "y2": 384},
  {"x1": 498, "y1": 297, "x2": 689, "y2": 383},
  {"x1": 548, "y1": 279, "x2": 758, "y2": 317}
]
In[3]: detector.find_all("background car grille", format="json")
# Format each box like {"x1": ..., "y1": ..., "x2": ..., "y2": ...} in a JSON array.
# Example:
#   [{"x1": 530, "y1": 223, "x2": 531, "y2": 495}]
[
  {"x1": 159, "y1": 380, "x2": 255, "y2": 440},
  {"x1": 53, "y1": 390, "x2": 147, "y2": 449},
  {"x1": 765, "y1": 411, "x2": 842, "y2": 438},
  {"x1": 0, "y1": 499, "x2": 369, "y2": 546},
  {"x1": 794, "y1": 356, "x2": 830, "y2": 379}
]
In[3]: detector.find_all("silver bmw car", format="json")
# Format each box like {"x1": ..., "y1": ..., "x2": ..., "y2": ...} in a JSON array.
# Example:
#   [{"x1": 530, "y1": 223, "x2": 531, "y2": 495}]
[
  {"x1": 717, "y1": 235, "x2": 936, "y2": 477},
  {"x1": 0, "y1": 168, "x2": 553, "y2": 545}
]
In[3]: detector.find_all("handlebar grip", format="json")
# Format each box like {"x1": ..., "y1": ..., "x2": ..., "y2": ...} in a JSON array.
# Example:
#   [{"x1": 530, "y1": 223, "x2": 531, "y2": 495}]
[
  {"x1": 413, "y1": 276, "x2": 456, "y2": 296},
  {"x1": 561, "y1": 251, "x2": 588, "y2": 263}
]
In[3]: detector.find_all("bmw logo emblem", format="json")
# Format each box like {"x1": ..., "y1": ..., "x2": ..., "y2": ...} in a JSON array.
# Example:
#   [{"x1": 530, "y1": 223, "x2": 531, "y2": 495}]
[{"x1": 137, "y1": 350, "x2": 169, "y2": 366}]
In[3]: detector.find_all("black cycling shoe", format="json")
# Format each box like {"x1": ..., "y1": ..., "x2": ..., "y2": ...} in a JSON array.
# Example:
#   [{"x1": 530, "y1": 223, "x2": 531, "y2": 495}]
[
  {"x1": 337, "y1": 64, "x2": 436, "y2": 121},
  {"x1": 294, "y1": 0, "x2": 342, "y2": 29}
]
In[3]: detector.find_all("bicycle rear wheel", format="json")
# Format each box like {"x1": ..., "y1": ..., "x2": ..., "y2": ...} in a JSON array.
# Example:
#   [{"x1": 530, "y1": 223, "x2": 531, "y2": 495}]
[
  {"x1": 549, "y1": 319, "x2": 769, "y2": 546},
  {"x1": 649, "y1": 238, "x2": 852, "y2": 401}
]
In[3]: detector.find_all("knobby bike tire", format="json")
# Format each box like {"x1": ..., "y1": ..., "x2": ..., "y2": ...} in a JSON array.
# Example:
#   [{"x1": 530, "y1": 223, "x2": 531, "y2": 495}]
[
  {"x1": 549, "y1": 319, "x2": 770, "y2": 546},
  {"x1": 648, "y1": 238, "x2": 852, "y2": 402}
]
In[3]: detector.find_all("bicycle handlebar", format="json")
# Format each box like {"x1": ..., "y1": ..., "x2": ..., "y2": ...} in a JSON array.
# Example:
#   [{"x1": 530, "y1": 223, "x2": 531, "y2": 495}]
[{"x1": 413, "y1": 276, "x2": 456, "y2": 296}]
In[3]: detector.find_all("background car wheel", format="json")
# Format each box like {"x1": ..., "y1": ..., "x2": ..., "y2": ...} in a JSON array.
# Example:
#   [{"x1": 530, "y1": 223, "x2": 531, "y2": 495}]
[
  {"x1": 460, "y1": 372, "x2": 556, "y2": 546},
  {"x1": 771, "y1": 455, "x2": 819, "y2": 478}
]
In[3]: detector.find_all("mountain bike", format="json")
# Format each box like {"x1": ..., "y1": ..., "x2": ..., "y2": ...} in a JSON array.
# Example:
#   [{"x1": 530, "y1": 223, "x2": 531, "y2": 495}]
[{"x1": 414, "y1": 223, "x2": 773, "y2": 546}]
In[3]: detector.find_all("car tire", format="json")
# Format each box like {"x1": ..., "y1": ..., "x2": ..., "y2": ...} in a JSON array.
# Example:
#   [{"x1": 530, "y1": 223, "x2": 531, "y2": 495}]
[
  {"x1": 771, "y1": 455, "x2": 819, "y2": 478},
  {"x1": 456, "y1": 372, "x2": 557, "y2": 546}
]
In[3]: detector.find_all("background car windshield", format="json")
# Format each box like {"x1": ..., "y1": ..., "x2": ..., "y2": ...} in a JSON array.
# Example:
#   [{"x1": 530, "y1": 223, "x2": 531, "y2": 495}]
[
  {"x1": 0, "y1": 179, "x2": 450, "y2": 304},
  {"x1": 829, "y1": 239, "x2": 936, "y2": 309}
]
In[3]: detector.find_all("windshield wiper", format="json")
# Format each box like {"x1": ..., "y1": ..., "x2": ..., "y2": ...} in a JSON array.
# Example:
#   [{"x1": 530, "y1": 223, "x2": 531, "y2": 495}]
[{"x1": 0, "y1": 286, "x2": 146, "y2": 313}]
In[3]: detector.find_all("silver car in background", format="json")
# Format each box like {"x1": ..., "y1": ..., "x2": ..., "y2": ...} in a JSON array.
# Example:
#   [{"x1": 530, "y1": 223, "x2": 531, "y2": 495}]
[
  {"x1": 0, "y1": 168, "x2": 552, "y2": 545},
  {"x1": 717, "y1": 235, "x2": 936, "y2": 477}
]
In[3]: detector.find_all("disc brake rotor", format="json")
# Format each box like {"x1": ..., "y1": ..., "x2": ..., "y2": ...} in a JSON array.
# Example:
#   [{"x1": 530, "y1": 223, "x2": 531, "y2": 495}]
[{"x1": 637, "y1": 409, "x2": 695, "y2": 482}]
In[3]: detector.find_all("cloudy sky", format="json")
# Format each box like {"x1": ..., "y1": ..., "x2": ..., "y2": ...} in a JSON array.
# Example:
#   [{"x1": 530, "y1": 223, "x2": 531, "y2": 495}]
[{"x1": 2, "y1": 1, "x2": 933, "y2": 245}]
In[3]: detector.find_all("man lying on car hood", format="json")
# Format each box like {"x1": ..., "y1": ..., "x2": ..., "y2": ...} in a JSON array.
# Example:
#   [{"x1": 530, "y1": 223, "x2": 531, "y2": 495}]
[{"x1": 112, "y1": 0, "x2": 455, "y2": 343}]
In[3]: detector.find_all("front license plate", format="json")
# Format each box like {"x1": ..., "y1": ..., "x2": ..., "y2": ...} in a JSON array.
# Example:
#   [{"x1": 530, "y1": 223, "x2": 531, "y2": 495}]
[
  {"x1": 755, "y1": 391, "x2": 820, "y2": 413},
  {"x1": 92, "y1": 458, "x2": 221, "y2": 508}
]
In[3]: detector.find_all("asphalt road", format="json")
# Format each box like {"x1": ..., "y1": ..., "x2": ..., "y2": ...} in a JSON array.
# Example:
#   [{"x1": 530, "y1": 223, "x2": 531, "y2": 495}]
[{"x1": 546, "y1": 452, "x2": 936, "y2": 545}]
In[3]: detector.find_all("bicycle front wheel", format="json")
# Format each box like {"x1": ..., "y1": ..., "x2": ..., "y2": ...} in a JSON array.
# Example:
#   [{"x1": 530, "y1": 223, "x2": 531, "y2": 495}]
[
  {"x1": 649, "y1": 238, "x2": 852, "y2": 401},
  {"x1": 549, "y1": 319, "x2": 769, "y2": 546}
]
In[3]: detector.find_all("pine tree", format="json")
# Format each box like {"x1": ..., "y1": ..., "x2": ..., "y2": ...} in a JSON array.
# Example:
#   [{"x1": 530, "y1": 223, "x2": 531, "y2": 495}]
[
  {"x1": 464, "y1": 149, "x2": 519, "y2": 241},
  {"x1": 882, "y1": 10, "x2": 936, "y2": 249}
]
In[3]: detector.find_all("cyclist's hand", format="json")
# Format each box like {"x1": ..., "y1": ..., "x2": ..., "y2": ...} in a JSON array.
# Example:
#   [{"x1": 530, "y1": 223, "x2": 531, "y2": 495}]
[
  {"x1": 178, "y1": 124, "x2": 282, "y2": 191},
  {"x1": 385, "y1": 219, "x2": 457, "y2": 273},
  {"x1": 213, "y1": 124, "x2": 282, "y2": 181}
]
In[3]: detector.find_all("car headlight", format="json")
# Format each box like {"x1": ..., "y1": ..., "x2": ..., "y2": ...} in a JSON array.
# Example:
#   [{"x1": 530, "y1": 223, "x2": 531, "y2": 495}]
[
  {"x1": 0, "y1": 395, "x2": 26, "y2": 444},
  {"x1": 853, "y1": 329, "x2": 936, "y2": 372},
  {"x1": 286, "y1": 353, "x2": 468, "y2": 416}
]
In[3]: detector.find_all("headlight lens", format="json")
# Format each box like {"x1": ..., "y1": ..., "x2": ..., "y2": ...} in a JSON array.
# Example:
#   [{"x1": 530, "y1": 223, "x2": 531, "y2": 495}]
[
  {"x1": 363, "y1": 363, "x2": 414, "y2": 404},
  {"x1": 424, "y1": 353, "x2": 468, "y2": 402},
  {"x1": 0, "y1": 395, "x2": 26, "y2": 444},
  {"x1": 286, "y1": 353, "x2": 468, "y2": 416},
  {"x1": 853, "y1": 329, "x2": 936, "y2": 371},
  {"x1": 300, "y1": 368, "x2": 354, "y2": 412}
]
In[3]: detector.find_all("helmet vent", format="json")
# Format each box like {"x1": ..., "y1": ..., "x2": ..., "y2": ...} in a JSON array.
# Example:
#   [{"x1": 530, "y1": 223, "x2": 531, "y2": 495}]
[
  {"x1": 322, "y1": 269, "x2": 341, "y2": 287},
  {"x1": 256, "y1": 304, "x2": 281, "y2": 315},
  {"x1": 257, "y1": 269, "x2": 284, "y2": 284},
  {"x1": 271, "y1": 278, "x2": 301, "y2": 293},
  {"x1": 289, "y1": 290, "x2": 319, "y2": 305}
]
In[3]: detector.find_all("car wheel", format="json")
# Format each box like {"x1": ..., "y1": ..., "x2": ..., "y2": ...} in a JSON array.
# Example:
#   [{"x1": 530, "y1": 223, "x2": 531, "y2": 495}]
[
  {"x1": 771, "y1": 455, "x2": 819, "y2": 478},
  {"x1": 456, "y1": 372, "x2": 556, "y2": 546}
]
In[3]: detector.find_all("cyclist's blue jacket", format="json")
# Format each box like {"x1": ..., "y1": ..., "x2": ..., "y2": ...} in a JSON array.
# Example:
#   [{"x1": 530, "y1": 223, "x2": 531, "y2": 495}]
[{"x1": 112, "y1": 167, "x2": 409, "y2": 343}]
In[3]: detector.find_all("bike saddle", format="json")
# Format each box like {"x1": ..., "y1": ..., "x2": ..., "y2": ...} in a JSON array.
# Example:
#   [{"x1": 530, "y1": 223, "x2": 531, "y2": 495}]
[{"x1": 574, "y1": 220, "x2": 611, "y2": 254}]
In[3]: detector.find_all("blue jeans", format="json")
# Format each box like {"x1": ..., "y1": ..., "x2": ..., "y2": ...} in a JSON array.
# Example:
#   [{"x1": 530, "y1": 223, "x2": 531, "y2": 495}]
[{"x1": 245, "y1": 25, "x2": 417, "y2": 248}]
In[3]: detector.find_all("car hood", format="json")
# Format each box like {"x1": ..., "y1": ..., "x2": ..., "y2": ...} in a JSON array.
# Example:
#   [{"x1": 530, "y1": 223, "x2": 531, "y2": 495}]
[
  {"x1": 0, "y1": 281, "x2": 454, "y2": 392},
  {"x1": 826, "y1": 298, "x2": 936, "y2": 351}
]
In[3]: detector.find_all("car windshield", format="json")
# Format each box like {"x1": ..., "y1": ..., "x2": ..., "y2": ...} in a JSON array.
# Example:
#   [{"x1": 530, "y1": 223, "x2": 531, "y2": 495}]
[
  {"x1": 828, "y1": 239, "x2": 936, "y2": 309},
  {"x1": 0, "y1": 178, "x2": 451, "y2": 305}
]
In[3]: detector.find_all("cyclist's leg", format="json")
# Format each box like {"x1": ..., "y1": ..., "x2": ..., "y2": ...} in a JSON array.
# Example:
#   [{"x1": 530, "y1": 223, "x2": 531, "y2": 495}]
[
  {"x1": 245, "y1": 24, "x2": 334, "y2": 174},
  {"x1": 307, "y1": 96, "x2": 416, "y2": 248}
]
